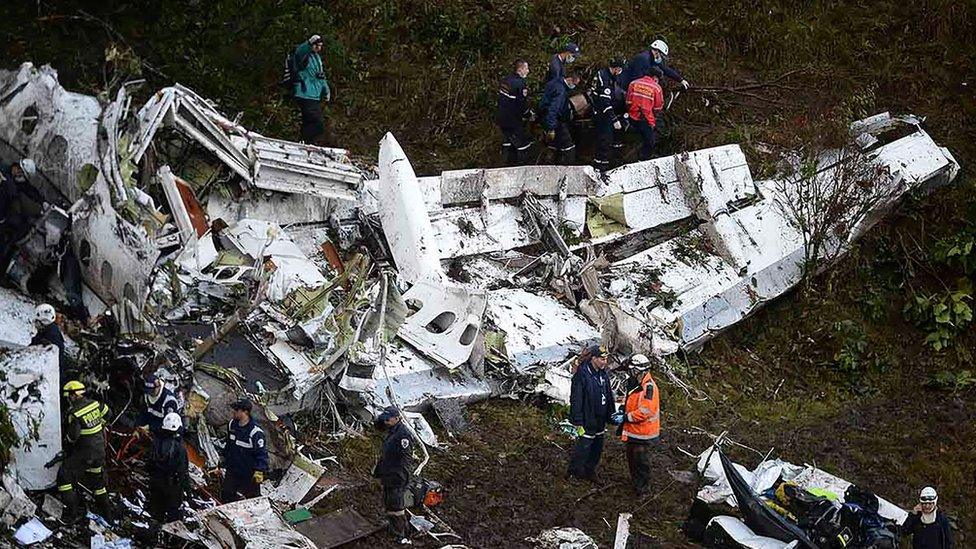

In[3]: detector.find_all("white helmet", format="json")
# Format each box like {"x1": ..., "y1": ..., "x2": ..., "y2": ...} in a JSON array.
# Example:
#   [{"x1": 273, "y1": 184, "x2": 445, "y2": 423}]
[
  {"x1": 162, "y1": 412, "x2": 182, "y2": 432},
  {"x1": 35, "y1": 304, "x2": 56, "y2": 325},
  {"x1": 650, "y1": 39, "x2": 670, "y2": 57},
  {"x1": 919, "y1": 486, "x2": 938, "y2": 503},
  {"x1": 630, "y1": 353, "x2": 651, "y2": 366},
  {"x1": 18, "y1": 158, "x2": 37, "y2": 177}
]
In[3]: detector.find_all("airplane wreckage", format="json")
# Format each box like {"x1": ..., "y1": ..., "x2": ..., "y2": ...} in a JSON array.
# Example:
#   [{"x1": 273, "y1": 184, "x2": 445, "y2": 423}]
[{"x1": 0, "y1": 62, "x2": 960, "y2": 546}]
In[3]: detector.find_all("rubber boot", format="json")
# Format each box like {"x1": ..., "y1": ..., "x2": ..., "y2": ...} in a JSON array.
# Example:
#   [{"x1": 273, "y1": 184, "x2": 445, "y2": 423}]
[
  {"x1": 60, "y1": 489, "x2": 83, "y2": 524},
  {"x1": 94, "y1": 492, "x2": 113, "y2": 523}
]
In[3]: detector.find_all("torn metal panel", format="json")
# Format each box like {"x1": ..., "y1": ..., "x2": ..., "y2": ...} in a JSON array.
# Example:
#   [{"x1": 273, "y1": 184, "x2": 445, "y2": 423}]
[
  {"x1": 674, "y1": 145, "x2": 756, "y2": 220},
  {"x1": 70, "y1": 177, "x2": 159, "y2": 310},
  {"x1": 704, "y1": 516, "x2": 796, "y2": 549},
  {"x1": 431, "y1": 398, "x2": 469, "y2": 436},
  {"x1": 4, "y1": 206, "x2": 70, "y2": 293},
  {"x1": 222, "y1": 219, "x2": 328, "y2": 302},
  {"x1": 208, "y1": 191, "x2": 336, "y2": 226},
  {"x1": 130, "y1": 86, "x2": 177, "y2": 164},
  {"x1": 250, "y1": 136, "x2": 362, "y2": 202},
  {"x1": 0, "y1": 345, "x2": 61, "y2": 490},
  {"x1": 159, "y1": 166, "x2": 197, "y2": 242},
  {"x1": 486, "y1": 288, "x2": 600, "y2": 372},
  {"x1": 294, "y1": 508, "x2": 383, "y2": 548},
  {"x1": 267, "y1": 339, "x2": 327, "y2": 404},
  {"x1": 340, "y1": 342, "x2": 491, "y2": 410},
  {"x1": 1, "y1": 471, "x2": 37, "y2": 527},
  {"x1": 377, "y1": 133, "x2": 444, "y2": 284},
  {"x1": 0, "y1": 62, "x2": 102, "y2": 203},
  {"x1": 163, "y1": 496, "x2": 316, "y2": 549},
  {"x1": 264, "y1": 453, "x2": 325, "y2": 505},
  {"x1": 438, "y1": 165, "x2": 597, "y2": 206},
  {"x1": 398, "y1": 279, "x2": 487, "y2": 369}
]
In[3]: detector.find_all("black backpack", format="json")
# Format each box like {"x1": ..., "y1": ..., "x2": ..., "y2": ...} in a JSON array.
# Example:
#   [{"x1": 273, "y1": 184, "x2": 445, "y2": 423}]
[{"x1": 279, "y1": 50, "x2": 311, "y2": 94}]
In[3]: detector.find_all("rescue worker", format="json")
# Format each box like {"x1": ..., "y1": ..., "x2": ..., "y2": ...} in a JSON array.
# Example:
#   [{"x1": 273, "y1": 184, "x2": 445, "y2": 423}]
[
  {"x1": 30, "y1": 304, "x2": 66, "y2": 374},
  {"x1": 626, "y1": 66, "x2": 665, "y2": 161},
  {"x1": 589, "y1": 57, "x2": 627, "y2": 170},
  {"x1": 138, "y1": 375, "x2": 180, "y2": 436},
  {"x1": 147, "y1": 412, "x2": 189, "y2": 524},
  {"x1": 496, "y1": 59, "x2": 535, "y2": 166},
  {"x1": 619, "y1": 353, "x2": 660, "y2": 496},
  {"x1": 372, "y1": 406, "x2": 414, "y2": 545},
  {"x1": 220, "y1": 398, "x2": 268, "y2": 503},
  {"x1": 567, "y1": 345, "x2": 617, "y2": 481},
  {"x1": 620, "y1": 39, "x2": 691, "y2": 92},
  {"x1": 292, "y1": 34, "x2": 332, "y2": 145},
  {"x1": 57, "y1": 381, "x2": 111, "y2": 522},
  {"x1": 903, "y1": 487, "x2": 954, "y2": 548},
  {"x1": 538, "y1": 71, "x2": 582, "y2": 165},
  {"x1": 546, "y1": 42, "x2": 580, "y2": 83}
]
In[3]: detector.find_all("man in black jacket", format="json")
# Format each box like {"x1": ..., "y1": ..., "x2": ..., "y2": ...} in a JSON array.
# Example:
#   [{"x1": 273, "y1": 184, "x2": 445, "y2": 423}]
[
  {"x1": 147, "y1": 412, "x2": 189, "y2": 523},
  {"x1": 372, "y1": 406, "x2": 414, "y2": 545},
  {"x1": 496, "y1": 59, "x2": 535, "y2": 166},
  {"x1": 903, "y1": 486, "x2": 954, "y2": 548},
  {"x1": 567, "y1": 345, "x2": 618, "y2": 481}
]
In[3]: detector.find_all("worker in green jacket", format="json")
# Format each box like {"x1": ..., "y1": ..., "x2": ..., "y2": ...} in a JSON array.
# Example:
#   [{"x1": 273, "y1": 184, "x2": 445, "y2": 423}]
[{"x1": 293, "y1": 34, "x2": 331, "y2": 145}]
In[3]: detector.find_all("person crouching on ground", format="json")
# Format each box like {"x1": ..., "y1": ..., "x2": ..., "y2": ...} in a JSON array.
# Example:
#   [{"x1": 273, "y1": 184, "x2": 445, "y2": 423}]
[{"x1": 567, "y1": 344, "x2": 616, "y2": 482}]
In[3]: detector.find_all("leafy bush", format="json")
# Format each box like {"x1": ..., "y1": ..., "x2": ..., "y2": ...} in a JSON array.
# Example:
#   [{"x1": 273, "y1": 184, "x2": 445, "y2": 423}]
[
  {"x1": 0, "y1": 403, "x2": 17, "y2": 466},
  {"x1": 903, "y1": 280, "x2": 974, "y2": 351},
  {"x1": 932, "y1": 230, "x2": 976, "y2": 276},
  {"x1": 832, "y1": 319, "x2": 869, "y2": 374},
  {"x1": 927, "y1": 369, "x2": 976, "y2": 392}
]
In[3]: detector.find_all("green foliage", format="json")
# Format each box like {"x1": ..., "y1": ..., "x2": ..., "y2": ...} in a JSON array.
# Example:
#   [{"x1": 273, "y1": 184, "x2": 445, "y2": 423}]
[
  {"x1": 831, "y1": 319, "x2": 869, "y2": 374},
  {"x1": 927, "y1": 369, "x2": 976, "y2": 392},
  {"x1": 932, "y1": 229, "x2": 976, "y2": 276},
  {"x1": 0, "y1": 403, "x2": 17, "y2": 466},
  {"x1": 904, "y1": 280, "x2": 974, "y2": 351}
]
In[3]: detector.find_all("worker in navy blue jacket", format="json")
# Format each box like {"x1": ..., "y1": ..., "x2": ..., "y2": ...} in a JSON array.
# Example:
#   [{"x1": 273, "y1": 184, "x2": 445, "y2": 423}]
[
  {"x1": 620, "y1": 39, "x2": 690, "y2": 92},
  {"x1": 372, "y1": 406, "x2": 414, "y2": 544},
  {"x1": 546, "y1": 42, "x2": 580, "y2": 83},
  {"x1": 496, "y1": 59, "x2": 535, "y2": 166},
  {"x1": 567, "y1": 345, "x2": 619, "y2": 481},
  {"x1": 138, "y1": 375, "x2": 181, "y2": 435},
  {"x1": 538, "y1": 71, "x2": 582, "y2": 165},
  {"x1": 590, "y1": 57, "x2": 627, "y2": 170},
  {"x1": 220, "y1": 398, "x2": 269, "y2": 502}
]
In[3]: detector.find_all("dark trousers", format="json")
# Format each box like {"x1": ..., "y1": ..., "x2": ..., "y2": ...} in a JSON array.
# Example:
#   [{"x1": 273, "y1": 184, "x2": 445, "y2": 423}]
[
  {"x1": 148, "y1": 477, "x2": 184, "y2": 523},
  {"x1": 382, "y1": 479, "x2": 409, "y2": 538},
  {"x1": 634, "y1": 119, "x2": 657, "y2": 160},
  {"x1": 593, "y1": 117, "x2": 613, "y2": 169},
  {"x1": 625, "y1": 441, "x2": 653, "y2": 495},
  {"x1": 567, "y1": 432, "x2": 605, "y2": 479},
  {"x1": 548, "y1": 121, "x2": 576, "y2": 165},
  {"x1": 297, "y1": 97, "x2": 325, "y2": 145},
  {"x1": 221, "y1": 470, "x2": 259, "y2": 503},
  {"x1": 57, "y1": 452, "x2": 109, "y2": 520},
  {"x1": 500, "y1": 125, "x2": 533, "y2": 166}
]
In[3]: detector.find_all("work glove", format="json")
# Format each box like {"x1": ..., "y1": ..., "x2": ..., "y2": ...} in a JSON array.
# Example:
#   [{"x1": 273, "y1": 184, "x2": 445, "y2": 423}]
[
  {"x1": 546, "y1": 130, "x2": 556, "y2": 142},
  {"x1": 610, "y1": 412, "x2": 625, "y2": 425},
  {"x1": 613, "y1": 120, "x2": 623, "y2": 130},
  {"x1": 252, "y1": 471, "x2": 265, "y2": 484},
  {"x1": 308, "y1": 34, "x2": 322, "y2": 45},
  {"x1": 680, "y1": 79, "x2": 691, "y2": 90},
  {"x1": 573, "y1": 425, "x2": 585, "y2": 437},
  {"x1": 135, "y1": 425, "x2": 150, "y2": 439}
]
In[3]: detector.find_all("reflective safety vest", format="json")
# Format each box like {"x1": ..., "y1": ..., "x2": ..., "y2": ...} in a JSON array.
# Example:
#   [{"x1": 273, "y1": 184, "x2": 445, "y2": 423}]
[
  {"x1": 66, "y1": 397, "x2": 109, "y2": 445},
  {"x1": 621, "y1": 372, "x2": 660, "y2": 442}
]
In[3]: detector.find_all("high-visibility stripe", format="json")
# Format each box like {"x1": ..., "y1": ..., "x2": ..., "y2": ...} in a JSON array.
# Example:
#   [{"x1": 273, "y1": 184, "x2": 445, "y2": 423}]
[
  {"x1": 621, "y1": 430, "x2": 659, "y2": 440},
  {"x1": 516, "y1": 141, "x2": 534, "y2": 151},
  {"x1": 93, "y1": 488, "x2": 107, "y2": 496},
  {"x1": 86, "y1": 467, "x2": 103, "y2": 474},
  {"x1": 79, "y1": 425, "x2": 103, "y2": 436},
  {"x1": 73, "y1": 401, "x2": 100, "y2": 417},
  {"x1": 58, "y1": 484, "x2": 73, "y2": 492},
  {"x1": 498, "y1": 90, "x2": 516, "y2": 99}
]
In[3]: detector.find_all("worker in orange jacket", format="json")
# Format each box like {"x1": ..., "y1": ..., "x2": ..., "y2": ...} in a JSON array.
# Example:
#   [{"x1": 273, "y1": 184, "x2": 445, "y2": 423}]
[
  {"x1": 625, "y1": 66, "x2": 665, "y2": 161},
  {"x1": 619, "y1": 353, "x2": 660, "y2": 496}
]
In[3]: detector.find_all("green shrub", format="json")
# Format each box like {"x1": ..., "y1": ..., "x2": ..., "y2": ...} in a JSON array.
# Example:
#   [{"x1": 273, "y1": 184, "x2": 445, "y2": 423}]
[{"x1": 903, "y1": 280, "x2": 974, "y2": 351}]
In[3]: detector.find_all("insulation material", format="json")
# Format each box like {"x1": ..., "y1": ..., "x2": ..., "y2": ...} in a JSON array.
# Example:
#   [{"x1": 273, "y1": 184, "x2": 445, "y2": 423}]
[
  {"x1": 0, "y1": 345, "x2": 61, "y2": 490},
  {"x1": 163, "y1": 496, "x2": 316, "y2": 549}
]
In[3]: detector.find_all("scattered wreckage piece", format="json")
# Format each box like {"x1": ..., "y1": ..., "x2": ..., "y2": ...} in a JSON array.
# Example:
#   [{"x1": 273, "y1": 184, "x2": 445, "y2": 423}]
[
  {"x1": 397, "y1": 279, "x2": 487, "y2": 369},
  {"x1": 250, "y1": 135, "x2": 363, "y2": 202},
  {"x1": 264, "y1": 453, "x2": 326, "y2": 506},
  {"x1": 703, "y1": 516, "x2": 798, "y2": 549},
  {"x1": 438, "y1": 164, "x2": 596, "y2": 206},
  {"x1": 293, "y1": 507, "x2": 384, "y2": 548},
  {"x1": 0, "y1": 287, "x2": 43, "y2": 346},
  {"x1": 526, "y1": 527, "x2": 598, "y2": 549},
  {"x1": 162, "y1": 496, "x2": 316, "y2": 549},
  {"x1": 0, "y1": 345, "x2": 62, "y2": 490},
  {"x1": 0, "y1": 63, "x2": 102, "y2": 204},
  {"x1": 1, "y1": 471, "x2": 37, "y2": 527}
]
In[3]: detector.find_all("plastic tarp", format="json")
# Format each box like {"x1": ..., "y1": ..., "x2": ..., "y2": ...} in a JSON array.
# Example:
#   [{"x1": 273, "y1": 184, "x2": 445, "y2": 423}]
[{"x1": 719, "y1": 450, "x2": 818, "y2": 548}]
